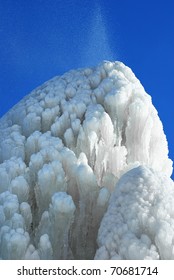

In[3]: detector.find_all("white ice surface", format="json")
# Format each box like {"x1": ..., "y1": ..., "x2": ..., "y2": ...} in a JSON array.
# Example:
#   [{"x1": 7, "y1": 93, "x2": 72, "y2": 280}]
[{"x1": 0, "y1": 61, "x2": 173, "y2": 259}]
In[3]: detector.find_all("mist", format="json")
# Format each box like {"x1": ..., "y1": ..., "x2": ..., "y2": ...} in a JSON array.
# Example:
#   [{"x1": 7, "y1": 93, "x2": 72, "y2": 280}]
[{"x1": 81, "y1": 3, "x2": 114, "y2": 67}]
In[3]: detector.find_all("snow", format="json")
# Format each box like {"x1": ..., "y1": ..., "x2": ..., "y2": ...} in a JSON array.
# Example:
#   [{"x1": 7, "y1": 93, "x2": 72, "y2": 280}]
[{"x1": 0, "y1": 61, "x2": 173, "y2": 259}]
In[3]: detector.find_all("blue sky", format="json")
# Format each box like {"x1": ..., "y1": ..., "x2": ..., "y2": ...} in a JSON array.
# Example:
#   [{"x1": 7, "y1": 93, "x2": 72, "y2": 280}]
[{"x1": 0, "y1": 0, "x2": 173, "y2": 176}]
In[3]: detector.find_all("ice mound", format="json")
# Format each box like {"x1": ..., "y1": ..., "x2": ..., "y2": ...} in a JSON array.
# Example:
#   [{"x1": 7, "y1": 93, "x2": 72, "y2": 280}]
[
  {"x1": 0, "y1": 61, "x2": 173, "y2": 259},
  {"x1": 95, "y1": 166, "x2": 174, "y2": 260}
]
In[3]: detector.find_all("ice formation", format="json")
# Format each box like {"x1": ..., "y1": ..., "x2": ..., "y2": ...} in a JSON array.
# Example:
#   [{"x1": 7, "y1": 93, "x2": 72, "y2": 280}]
[
  {"x1": 0, "y1": 61, "x2": 173, "y2": 259},
  {"x1": 95, "y1": 166, "x2": 174, "y2": 260}
]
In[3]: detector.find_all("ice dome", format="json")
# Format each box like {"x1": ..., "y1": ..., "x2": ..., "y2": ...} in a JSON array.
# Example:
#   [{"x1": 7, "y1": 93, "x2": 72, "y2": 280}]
[{"x1": 0, "y1": 61, "x2": 173, "y2": 259}]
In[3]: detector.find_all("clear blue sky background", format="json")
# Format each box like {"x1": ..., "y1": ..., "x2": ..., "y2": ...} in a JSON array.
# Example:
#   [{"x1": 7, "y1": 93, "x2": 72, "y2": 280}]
[{"x1": 0, "y1": 0, "x2": 173, "y2": 177}]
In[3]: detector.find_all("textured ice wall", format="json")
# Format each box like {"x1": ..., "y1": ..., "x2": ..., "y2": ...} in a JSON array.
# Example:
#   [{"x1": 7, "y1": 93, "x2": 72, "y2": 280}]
[{"x1": 0, "y1": 61, "x2": 173, "y2": 259}]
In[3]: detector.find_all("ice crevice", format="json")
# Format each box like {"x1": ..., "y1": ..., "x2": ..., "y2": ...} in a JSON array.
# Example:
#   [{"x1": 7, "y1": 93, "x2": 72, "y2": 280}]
[{"x1": 0, "y1": 61, "x2": 173, "y2": 259}]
